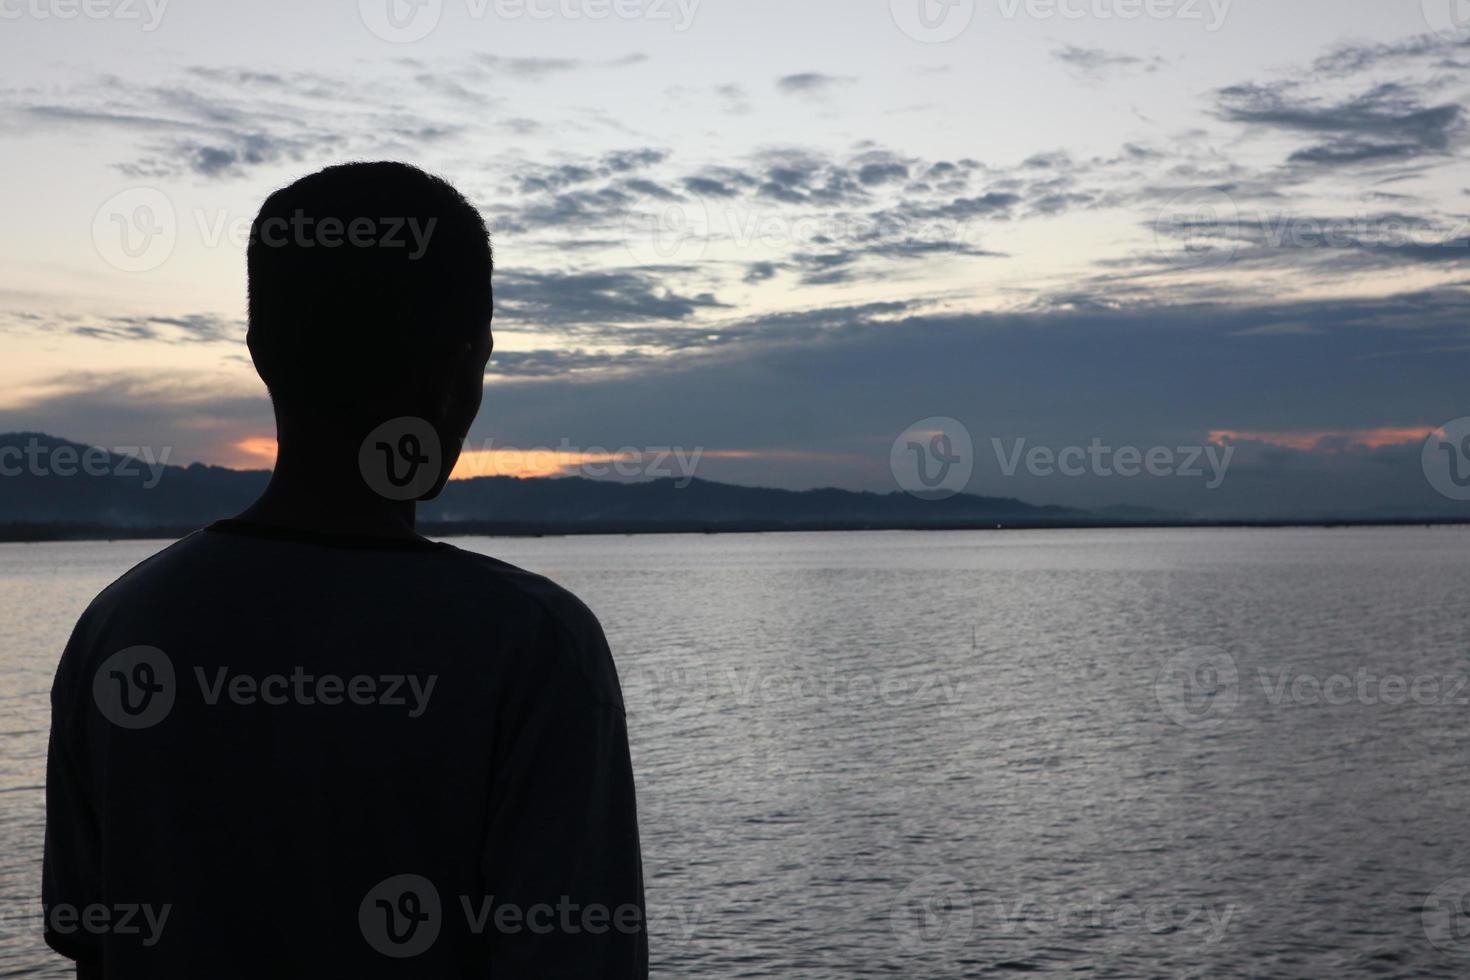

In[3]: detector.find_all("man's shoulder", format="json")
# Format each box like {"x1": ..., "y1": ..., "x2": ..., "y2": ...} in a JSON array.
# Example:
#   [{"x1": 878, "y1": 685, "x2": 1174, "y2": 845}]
[
  {"x1": 436, "y1": 543, "x2": 603, "y2": 636},
  {"x1": 435, "y1": 544, "x2": 625, "y2": 710},
  {"x1": 87, "y1": 529, "x2": 594, "y2": 626},
  {"x1": 53, "y1": 532, "x2": 215, "y2": 701},
  {"x1": 75, "y1": 531, "x2": 214, "y2": 623},
  {"x1": 63, "y1": 529, "x2": 625, "y2": 710}
]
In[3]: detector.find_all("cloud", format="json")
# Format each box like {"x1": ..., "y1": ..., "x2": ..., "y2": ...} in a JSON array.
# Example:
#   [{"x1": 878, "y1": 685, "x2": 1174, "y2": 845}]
[
  {"x1": 743, "y1": 261, "x2": 781, "y2": 283},
  {"x1": 1311, "y1": 34, "x2": 1470, "y2": 76},
  {"x1": 683, "y1": 175, "x2": 743, "y2": 198},
  {"x1": 0, "y1": 370, "x2": 270, "y2": 467},
  {"x1": 1053, "y1": 46, "x2": 1166, "y2": 80},
  {"x1": 1216, "y1": 82, "x2": 1464, "y2": 169},
  {"x1": 1, "y1": 53, "x2": 645, "y2": 181},
  {"x1": 487, "y1": 347, "x2": 655, "y2": 377},
  {"x1": 459, "y1": 288, "x2": 1470, "y2": 512},
  {"x1": 1133, "y1": 209, "x2": 1470, "y2": 279},
  {"x1": 714, "y1": 83, "x2": 751, "y2": 115},
  {"x1": 9, "y1": 290, "x2": 1466, "y2": 517},
  {"x1": 857, "y1": 162, "x2": 910, "y2": 186},
  {"x1": 473, "y1": 53, "x2": 648, "y2": 77},
  {"x1": 11, "y1": 80, "x2": 440, "y2": 180},
  {"x1": 603, "y1": 148, "x2": 668, "y2": 172},
  {"x1": 620, "y1": 177, "x2": 680, "y2": 200},
  {"x1": 492, "y1": 268, "x2": 729, "y2": 326},
  {"x1": 787, "y1": 238, "x2": 1003, "y2": 285},
  {"x1": 1, "y1": 312, "x2": 243, "y2": 345},
  {"x1": 776, "y1": 73, "x2": 854, "y2": 95},
  {"x1": 906, "y1": 192, "x2": 1022, "y2": 220}
]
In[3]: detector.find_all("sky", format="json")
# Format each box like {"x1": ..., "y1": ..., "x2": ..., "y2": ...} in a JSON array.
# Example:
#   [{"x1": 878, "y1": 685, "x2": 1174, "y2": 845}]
[{"x1": 1, "y1": 0, "x2": 1468, "y2": 518}]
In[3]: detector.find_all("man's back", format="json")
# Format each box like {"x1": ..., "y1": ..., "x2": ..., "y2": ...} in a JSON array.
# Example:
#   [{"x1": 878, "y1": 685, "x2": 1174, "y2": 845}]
[{"x1": 45, "y1": 521, "x2": 646, "y2": 977}]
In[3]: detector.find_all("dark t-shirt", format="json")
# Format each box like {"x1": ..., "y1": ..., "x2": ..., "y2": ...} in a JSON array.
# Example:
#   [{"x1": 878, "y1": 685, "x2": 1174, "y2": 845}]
[{"x1": 43, "y1": 520, "x2": 647, "y2": 978}]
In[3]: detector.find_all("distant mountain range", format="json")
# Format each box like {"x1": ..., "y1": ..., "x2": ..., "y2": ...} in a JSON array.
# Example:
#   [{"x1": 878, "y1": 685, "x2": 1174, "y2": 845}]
[
  {"x1": 6, "y1": 432, "x2": 1460, "y2": 541},
  {"x1": 0, "y1": 432, "x2": 1178, "y2": 540}
]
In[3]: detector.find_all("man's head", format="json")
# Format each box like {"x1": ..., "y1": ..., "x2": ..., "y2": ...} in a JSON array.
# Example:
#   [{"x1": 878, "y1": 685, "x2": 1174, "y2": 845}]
[{"x1": 247, "y1": 162, "x2": 493, "y2": 498}]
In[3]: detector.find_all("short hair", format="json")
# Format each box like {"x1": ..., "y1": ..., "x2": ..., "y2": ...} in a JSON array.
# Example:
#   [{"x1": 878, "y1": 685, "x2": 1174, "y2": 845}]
[{"x1": 247, "y1": 161, "x2": 493, "y2": 418}]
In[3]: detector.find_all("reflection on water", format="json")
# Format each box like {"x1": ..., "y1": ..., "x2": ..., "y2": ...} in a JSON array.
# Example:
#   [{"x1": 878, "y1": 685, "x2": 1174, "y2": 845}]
[{"x1": 2, "y1": 528, "x2": 1468, "y2": 977}]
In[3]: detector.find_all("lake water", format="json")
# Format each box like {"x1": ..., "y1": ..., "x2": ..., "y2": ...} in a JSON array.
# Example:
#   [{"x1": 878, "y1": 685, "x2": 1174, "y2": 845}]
[{"x1": 2, "y1": 527, "x2": 1468, "y2": 977}]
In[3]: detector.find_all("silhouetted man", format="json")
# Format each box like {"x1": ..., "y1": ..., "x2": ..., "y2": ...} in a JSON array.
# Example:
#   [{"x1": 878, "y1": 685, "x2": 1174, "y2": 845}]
[{"x1": 44, "y1": 162, "x2": 647, "y2": 978}]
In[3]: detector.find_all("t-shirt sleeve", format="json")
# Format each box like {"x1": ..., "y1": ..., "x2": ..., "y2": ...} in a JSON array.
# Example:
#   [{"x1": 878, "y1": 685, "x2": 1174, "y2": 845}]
[
  {"x1": 43, "y1": 629, "x2": 104, "y2": 970},
  {"x1": 480, "y1": 603, "x2": 648, "y2": 979}
]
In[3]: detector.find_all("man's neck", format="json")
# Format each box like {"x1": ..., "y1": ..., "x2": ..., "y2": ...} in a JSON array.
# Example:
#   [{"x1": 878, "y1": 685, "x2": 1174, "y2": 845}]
[{"x1": 234, "y1": 442, "x2": 421, "y2": 542}]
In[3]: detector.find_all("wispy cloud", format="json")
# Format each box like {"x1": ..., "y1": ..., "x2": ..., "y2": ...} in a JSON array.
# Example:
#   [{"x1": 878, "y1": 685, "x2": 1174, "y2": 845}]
[
  {"x1": 775, "y1": 72, "x2": 855, "y2": 96},
  {"x1": 1052, "y1": 45, "x2": 1167, "y2": 80},
  {"x1": 1216, "y1": 81, "x2": 1464, "y2": 169}
]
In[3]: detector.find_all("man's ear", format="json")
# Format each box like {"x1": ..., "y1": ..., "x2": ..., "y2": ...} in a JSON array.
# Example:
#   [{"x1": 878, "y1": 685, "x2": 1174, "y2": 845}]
[
  {"x1": 402, "y1": 343, "x2": 464, "y2": 425},
  {"x1": 245, "y1": 329, "x2": 279, "y2": 394}
]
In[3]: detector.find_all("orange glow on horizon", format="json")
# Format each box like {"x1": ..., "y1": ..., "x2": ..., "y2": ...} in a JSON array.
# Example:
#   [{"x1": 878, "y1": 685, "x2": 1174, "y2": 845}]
[
  {"x1": 449, "y1": 448, "x2": 784, "y2": 481},
  {"x1": 232, "y1": 436, "x2": 278, "y2": 466},
  {"x1": 1209, "y1": 426, "x2": 1434, "y2": 452},
  {"x1": 212, "y1": 441, "x2": 855, "y2": 480}
]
